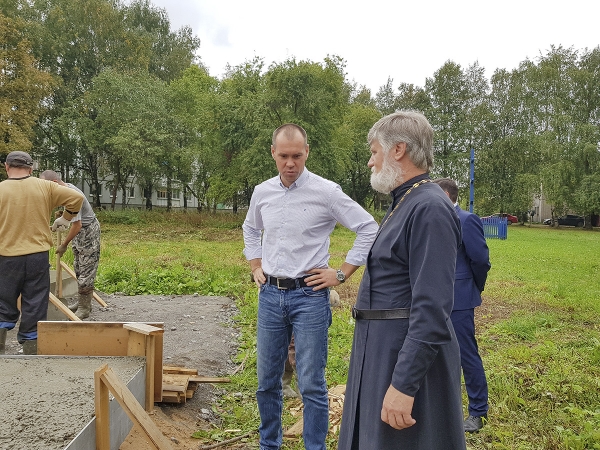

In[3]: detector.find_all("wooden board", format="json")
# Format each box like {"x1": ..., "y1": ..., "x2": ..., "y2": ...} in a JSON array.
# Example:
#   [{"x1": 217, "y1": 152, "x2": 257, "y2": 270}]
[
  {"x1": 38, "y1": 321, "x2": 164, "y2": 402},
  {"x1": 96, "y1": 364, "x2": 173, "y2": 449},
  {"x1": 189, "y1": 375, "x2": 231, "y2": 383},
  {"x1": 162, "y1": 366, "x2": 198, "y2": 375}
]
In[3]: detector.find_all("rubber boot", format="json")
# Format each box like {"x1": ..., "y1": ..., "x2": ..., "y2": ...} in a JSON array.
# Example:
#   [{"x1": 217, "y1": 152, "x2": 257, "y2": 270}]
[
  {"x1": 67, "y1": 297, "x2": 79, "y2": 313},
  {"x1": 75, "y1": 292, "x2": 93, "y2": 319},
  {"x1": 22, "y1": 339, "x2": 37, "y2": 355},
  {"x1": 0, "y1": 328, "x2": 7, "y2": 355},
  {"x1": 282, "y1": 370, "x2": 299, "y2": 399}
]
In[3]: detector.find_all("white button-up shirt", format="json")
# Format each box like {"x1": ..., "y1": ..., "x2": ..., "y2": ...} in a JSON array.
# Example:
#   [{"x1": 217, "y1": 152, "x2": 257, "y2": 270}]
[{"x1": 243, "y1": 169, "x2": 378, "y2": 279}]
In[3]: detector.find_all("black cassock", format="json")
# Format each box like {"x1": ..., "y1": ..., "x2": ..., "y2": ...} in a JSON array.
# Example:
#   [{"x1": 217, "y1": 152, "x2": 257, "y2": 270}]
[{"x1": 339, "y1": 174, "x2": 467, "y2": 450}]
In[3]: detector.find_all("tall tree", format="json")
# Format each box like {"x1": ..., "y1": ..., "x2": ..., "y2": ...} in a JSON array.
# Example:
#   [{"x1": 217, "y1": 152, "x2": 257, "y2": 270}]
[
  {"x1": 168, "y1": 65, "x2": 219, "y2": 210},
  {"x1": 82, "y1": 69, "x2": 171, "y2": 210},
  {"x1": 334, "y1": 101, "x2": 381, "y2": 206},
  {"x1": 264, "y1": 56, "x2": 351, "y2": 181},
  {"x1": 212, "y1": 57, "x2": 269, "y2": 212},
  {"x1": 122, "y1": 0, "x2": 200, "y2": 83},
  {"x1": 425, "y1": 61, "x2": 470, "y2": 182},
  {"x1": 0, "y1": 13, "x2": 53, "y2": 163}
]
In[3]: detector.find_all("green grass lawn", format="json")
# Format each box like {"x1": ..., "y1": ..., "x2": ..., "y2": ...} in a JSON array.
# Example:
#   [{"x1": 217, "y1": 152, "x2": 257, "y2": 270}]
[{"x1": 67, "y1": 212, "x2": 600, "y2": 449}]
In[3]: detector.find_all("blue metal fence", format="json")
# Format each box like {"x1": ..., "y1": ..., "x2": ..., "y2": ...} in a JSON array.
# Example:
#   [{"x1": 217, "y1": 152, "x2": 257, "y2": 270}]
[{"x1": 481, "y1": 216, "x2": 508, "y2": 240}]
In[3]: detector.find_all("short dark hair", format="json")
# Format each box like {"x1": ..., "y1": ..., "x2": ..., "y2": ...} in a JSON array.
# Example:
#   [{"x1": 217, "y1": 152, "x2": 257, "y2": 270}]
[
  {"x1": 434, "y1": 178, "x2": 458, "y2": 203},
  {"x1": 272, "y1": 123, "x2": 308, "y2": 147}
]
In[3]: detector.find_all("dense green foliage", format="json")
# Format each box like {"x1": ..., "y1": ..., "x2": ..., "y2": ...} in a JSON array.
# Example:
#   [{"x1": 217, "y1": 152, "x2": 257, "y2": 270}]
[
  {"x1": 1, "y1": 0, "x2": 599, "y2": 219},
  {"x1": 75, "y1": 212, "x2": 600, "y2": 449}
]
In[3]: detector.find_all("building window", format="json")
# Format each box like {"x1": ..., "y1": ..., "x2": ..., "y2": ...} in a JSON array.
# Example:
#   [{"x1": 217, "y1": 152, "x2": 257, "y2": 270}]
[
  {"x1": 157, "y1": 189, "x2": 180, "y2": 199},
  {"x1": 128, "y1": 186, "x2": 135, "y2": 198},
  {"x1": 89, "y1": 184, "x2": 102, "y2": 197}
]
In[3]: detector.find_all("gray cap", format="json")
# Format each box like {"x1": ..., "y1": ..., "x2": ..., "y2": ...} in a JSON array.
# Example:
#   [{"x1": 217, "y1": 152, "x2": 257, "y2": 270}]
[{"x1": 5, "y1": 151, "x2": 34, "y2": 167}]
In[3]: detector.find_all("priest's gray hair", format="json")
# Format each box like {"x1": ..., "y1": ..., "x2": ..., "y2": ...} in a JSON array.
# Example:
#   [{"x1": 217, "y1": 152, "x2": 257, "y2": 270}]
[{"x1": 367, "y1": 110, "x2": 434, "y2": 172}]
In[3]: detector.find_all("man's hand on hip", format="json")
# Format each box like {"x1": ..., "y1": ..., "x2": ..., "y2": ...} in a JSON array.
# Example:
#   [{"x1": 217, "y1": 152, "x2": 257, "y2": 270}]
[
  {"x1": 305, "y1": 268, "x2": 339, "y2": 290},
  {"x1": 381, "y1": 385, "x2": 416, "y2": 430},
  {"x1": 252, "y1": 267, "x2": 266, "y2": 287}
]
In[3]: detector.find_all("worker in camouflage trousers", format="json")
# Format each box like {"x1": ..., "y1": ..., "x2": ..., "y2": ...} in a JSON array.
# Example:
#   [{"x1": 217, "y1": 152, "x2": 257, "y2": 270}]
[{"x1": 40, "y1": 170, "x2": 100, "y2": 319}]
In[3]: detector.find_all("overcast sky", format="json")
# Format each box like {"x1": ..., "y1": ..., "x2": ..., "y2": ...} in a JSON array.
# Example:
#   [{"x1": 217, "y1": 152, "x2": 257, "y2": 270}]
[{"x1": 149, "y1": 0, "x2": 598, "y2": 93}]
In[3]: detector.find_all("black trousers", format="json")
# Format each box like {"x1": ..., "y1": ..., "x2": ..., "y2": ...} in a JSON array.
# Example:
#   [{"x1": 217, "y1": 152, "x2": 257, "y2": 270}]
[{"x1": 0, "y1": 251, "x2": 50, "y2": 342}]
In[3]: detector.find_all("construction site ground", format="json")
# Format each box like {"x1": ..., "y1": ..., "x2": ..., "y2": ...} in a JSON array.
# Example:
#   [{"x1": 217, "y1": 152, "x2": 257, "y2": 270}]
[{"x1": 2, "y1": 293, "x2": 241, "y2": 450}]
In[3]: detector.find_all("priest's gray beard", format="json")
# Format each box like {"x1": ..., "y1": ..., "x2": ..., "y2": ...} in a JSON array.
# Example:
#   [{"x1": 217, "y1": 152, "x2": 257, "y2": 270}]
[{"x1": 370, "y1": 156, "x2": 404, "y2": 194}]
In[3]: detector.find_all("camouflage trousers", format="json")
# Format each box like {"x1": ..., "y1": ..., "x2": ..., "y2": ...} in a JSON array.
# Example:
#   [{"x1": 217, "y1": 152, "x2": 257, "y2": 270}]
[{"x1": 72, "y1": 219, "x2": 101, "y2": 295}]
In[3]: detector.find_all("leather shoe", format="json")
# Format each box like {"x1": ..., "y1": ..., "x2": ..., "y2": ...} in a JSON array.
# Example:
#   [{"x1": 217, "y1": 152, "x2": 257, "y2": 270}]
[{"x1": 464, "y1": 415, "x2": 486, "y2": 433}]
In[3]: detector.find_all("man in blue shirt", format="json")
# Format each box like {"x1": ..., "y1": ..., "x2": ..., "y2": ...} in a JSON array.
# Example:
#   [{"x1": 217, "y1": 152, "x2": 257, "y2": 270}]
[
  {"x1": 435, "y1": 178, "x2": 491, "y2": 432},
  {"x1": 243, "y1": 123, "x2": 378, "y2": 450}
]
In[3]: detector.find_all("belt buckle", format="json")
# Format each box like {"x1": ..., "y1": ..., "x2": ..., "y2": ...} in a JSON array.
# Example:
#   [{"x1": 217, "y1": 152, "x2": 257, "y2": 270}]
[
  {"x1": 351, "y1": 306, "x2": 358, "y2": 319},
  {"x1": 276, "y1": 278, "x2": 288, "y2": 290}
]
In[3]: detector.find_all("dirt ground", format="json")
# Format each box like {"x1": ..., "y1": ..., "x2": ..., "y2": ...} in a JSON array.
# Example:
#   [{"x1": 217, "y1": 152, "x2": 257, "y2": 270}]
[{"x1": 3, "y1": 292, "x2": 244, "y2": 450}]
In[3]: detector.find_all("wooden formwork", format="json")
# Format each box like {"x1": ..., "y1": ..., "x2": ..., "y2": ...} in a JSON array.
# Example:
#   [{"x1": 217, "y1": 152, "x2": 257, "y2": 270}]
[{"x1": 38, "y1": 321, "x2": 164, "y2": 409}]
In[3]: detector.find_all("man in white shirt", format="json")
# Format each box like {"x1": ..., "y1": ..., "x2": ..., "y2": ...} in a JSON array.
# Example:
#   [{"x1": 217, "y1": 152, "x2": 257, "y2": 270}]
[
  {"x1": 243, "y1": 123, "x2": 378, "y2": 450},
  {"x1": 40, "y1": 170, "x2": 101, "y2": 319}
]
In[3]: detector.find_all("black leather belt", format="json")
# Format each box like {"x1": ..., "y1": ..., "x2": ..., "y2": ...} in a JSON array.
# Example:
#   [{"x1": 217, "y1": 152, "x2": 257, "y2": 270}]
[
  {"x1": 266, "y1": 275, "x2": 309, "y2": 290},
  {"x1": 352, "y1": 306, "x2": 410, "y2": 320}
]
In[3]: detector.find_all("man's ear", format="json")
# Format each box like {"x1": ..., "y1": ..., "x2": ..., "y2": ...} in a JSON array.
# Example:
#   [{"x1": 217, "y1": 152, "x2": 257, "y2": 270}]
[
  {"x1": 271, "y1": 145, "x2": 276, "y2": 159},
  {"x1": 391, "y1": 142, "x2": 407, "y2": 162}
]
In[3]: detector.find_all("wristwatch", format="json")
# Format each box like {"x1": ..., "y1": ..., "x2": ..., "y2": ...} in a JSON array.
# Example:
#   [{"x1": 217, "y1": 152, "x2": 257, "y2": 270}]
[{"x1": 336, "y1": 269, "x2": 346, "y2": 283}]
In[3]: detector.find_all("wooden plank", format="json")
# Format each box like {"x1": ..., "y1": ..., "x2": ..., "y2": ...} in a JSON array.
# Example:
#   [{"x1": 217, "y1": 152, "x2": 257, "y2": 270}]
[
  {"x1": 38, "y1": 321, "x2": 163, "y2": 356},
  {"x1": 159, "y1": 391, "x2": 182, "y2": 403},
  {"x1": 94, "y1": 364, "x2": 111, "y2": 450},
  {"x1": 185, "y1": 389, "x2": 194, "y2": 399},
  {"x1": 49, "y1": 292, "x2": 80, "y2": 321},
  {"x1": 162, "y1": 366, "x2": 198, "y2": 375},
  {"x1": 127, "y1": 331, "x2": 146, "y2": 357},
  {"x1": 100, "y1": 366, "x2": 173, "y2": 449},
  {"x1": 59, "y1": 260, "x2": 108, "y2": 307},
  {"x1": 162, "y1": 384, "x2": 186, "y2": 393},
  {"x1": 163, "y1": 373, "x2": 191, "y2": 385},
  {"x1": 56, "y1": 230, "x2": 63, "y2": 298},
  {"x1": 124, "y1": 323, "x2": 164, "y2": 336},
  {"x1": 189, "y1": 376, "x2": 231, "y2": 383},
  {"x1": 145, "y1": 334, "x2": 156, "y2": 411},
  {"x1": 154, "y1": 333, "x2": 163, "y2": 403}
]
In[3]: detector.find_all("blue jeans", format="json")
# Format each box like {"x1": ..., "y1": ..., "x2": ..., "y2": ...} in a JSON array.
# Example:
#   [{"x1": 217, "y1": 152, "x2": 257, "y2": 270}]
[{"x1": 256, "y1": 282, "x2": 331, "y2": 450}]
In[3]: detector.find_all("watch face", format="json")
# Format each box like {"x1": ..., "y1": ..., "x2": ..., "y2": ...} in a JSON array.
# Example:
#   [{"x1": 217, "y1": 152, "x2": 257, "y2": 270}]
[{"x1": 336, "y1": 270, "x2": 345, "y2": 281}]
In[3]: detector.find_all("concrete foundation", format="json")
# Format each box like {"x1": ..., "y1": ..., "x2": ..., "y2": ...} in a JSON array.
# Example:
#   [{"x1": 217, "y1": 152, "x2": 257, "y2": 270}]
[
  {"x1": 0, "y1": 356, "x2": 145, "y2": 450},
  {"x1": 64, "y1": 362, "x2": 146, "y2": 450}
]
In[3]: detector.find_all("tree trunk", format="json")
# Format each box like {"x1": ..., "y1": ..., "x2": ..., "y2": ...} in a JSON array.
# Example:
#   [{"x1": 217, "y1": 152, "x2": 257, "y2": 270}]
[
  {"x1": 86, "y1": 155, "x2": 102, "y2": 209},
  {"x1": 144, "y1": 180, "x2": 153, "y2": 210},
  {"x1": 232, "y1": 194, "x2": 238, "y2": 214},
  {"x1": 166, "y1": 177, "x2": 172, "y2": 212}
]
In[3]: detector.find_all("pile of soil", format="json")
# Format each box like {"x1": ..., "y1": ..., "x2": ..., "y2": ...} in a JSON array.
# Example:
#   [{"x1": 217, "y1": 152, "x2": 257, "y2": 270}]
[{"x1": 3, "y1": 293, "x2": 242, "y2": 450}]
